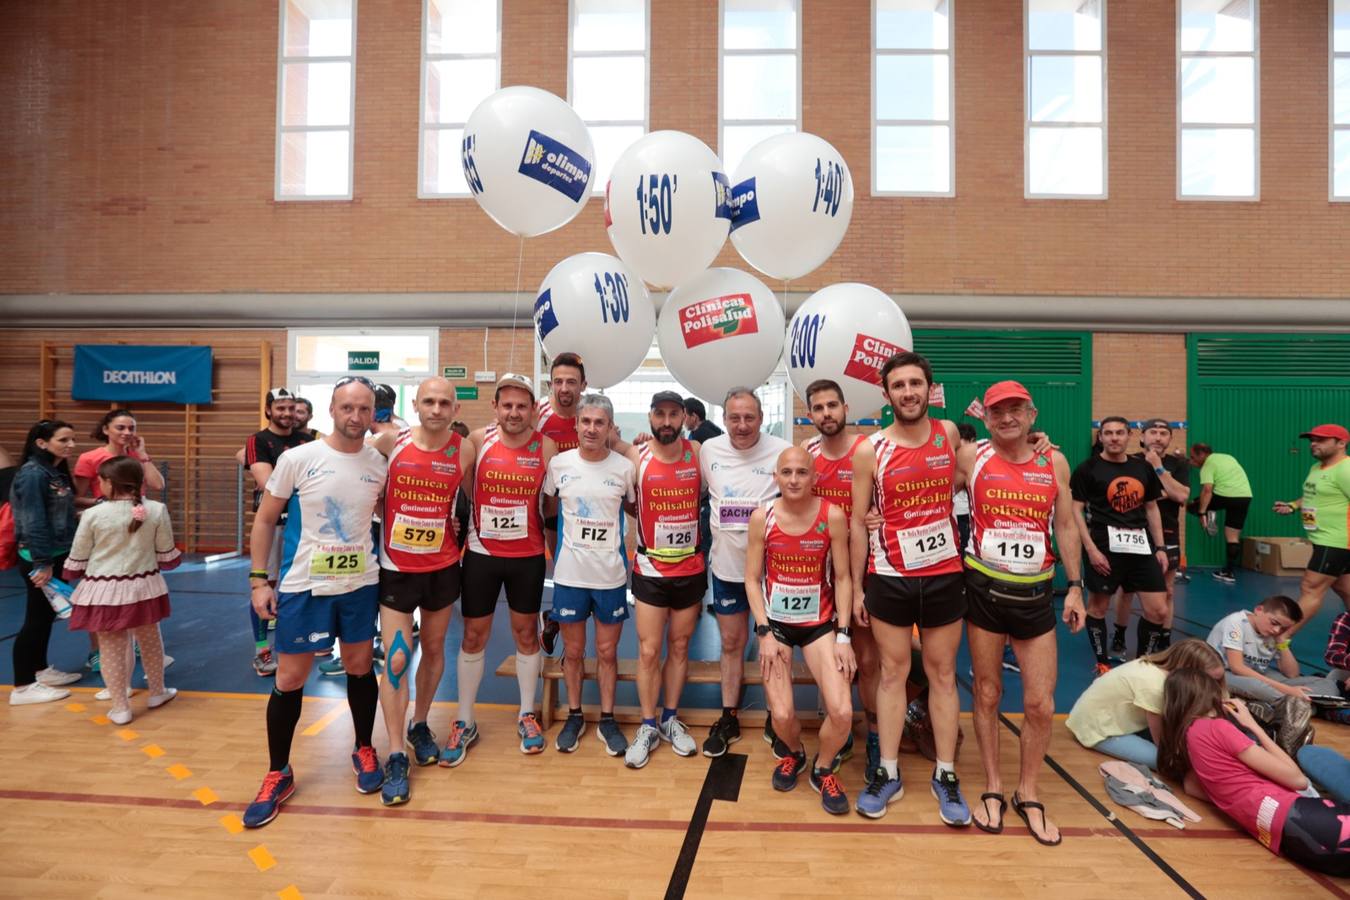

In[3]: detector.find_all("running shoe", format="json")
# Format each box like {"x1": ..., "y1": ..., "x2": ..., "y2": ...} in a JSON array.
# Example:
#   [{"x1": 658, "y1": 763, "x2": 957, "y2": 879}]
[
  {"x1": 518, "y1": 712, "x2": 546, "y2": 754},
  {"x1": 555, "y1": 713, "x2": 586, "y2": 753},
  {"x1": 86, "y1": 652, "x2": 101, "y2": 674},
  {"x1": 1212, "y1": 570, "x2": 1236, "y2": 585},
  {"x1": 1175, "y1": 570, "x2": 1191, "y2": 584},
  {"x1": 810, "y1": 760, "x2": 850, "y2": 815},
  {"x1": 772, "y1": 750, "x2": 807, "y2": 792},
  {"x1": 540, "y1": 611, "x2": 560, "y2": 656},
  {"x1": 625, "y1": 723, "x2": 661, "y2": 769},
  {"x1": 381, "y1": 752, "x2": 411, "y2": 806},
  {"x1": 439, "y1": 720, "x2": 478, "y2": 767},
  {"x1": 702, "y1": 713, "x2": 741, "y2": 758},
  {"x1": 35, "y1": 667, "x2": 81, "y2": 687},
  {"x1": 830, "y1": 731, "x2": 855, "y2": 772},
  {"x1": 855, "y1": 770, "x2": 903, "y2": 818},
  {"x1": 1202, "y1": 511, "x2": 1218, "y2": 537},
  {"x1": 1109, "y1": 632, "x2": 1128, "y2": 663},
  {"x1": 863, "y1": 732, "x2": 881, "y2": 787},
  {"x1": 318, "y1": 656, "x2": 346, "y2": 677},
  {"x1": 1002, "y1": 645, "x2": 1021, "y2": 673},
  {"x1": 597, "y1": 718, "x2": 627, "y2": 756},
  {"x1": 930, "y1": 769, "x2": 972, "y2": 827},
  {"x1": 405, "y1": 721, "x2": 439, "y2": 766},
  {"x1": 764, "y1": 716, "x2": 792, "y2": 759},
  {"x1": 1093, "y1": 662, "x2": 1113, "y2": 679},
  {"x1": 659, "y1": 716, "x2": 697, "y2": 757},
  {"x1": 243, "y1": 767, "x2": 295, "y2": 829},
  {"x1": 252, "y1": 649, "x2": 277, "y2": 677},
  {"x1": 352, "y1": 744, "x2": 384, "y2": 794}
]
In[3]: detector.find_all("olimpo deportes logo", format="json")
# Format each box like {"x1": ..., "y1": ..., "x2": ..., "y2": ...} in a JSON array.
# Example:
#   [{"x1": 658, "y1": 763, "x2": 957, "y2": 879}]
[{"x1": 518, "y1": 130, "x2": 592, "y2": 202}]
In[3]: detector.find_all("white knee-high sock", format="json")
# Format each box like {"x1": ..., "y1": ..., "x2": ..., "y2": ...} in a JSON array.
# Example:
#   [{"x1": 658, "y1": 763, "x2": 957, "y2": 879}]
[
  {"x1": 456, "y1": 649, "x2": 486, "y2": 726},
  {"x1": 516, "y1": 651, "x2": 542, "y2": 717}
]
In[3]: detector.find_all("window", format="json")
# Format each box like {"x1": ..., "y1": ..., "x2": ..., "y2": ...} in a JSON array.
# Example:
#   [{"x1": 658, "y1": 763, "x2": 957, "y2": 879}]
[
  {"x1": 1178, "y1": 0, "x2": 1258, "y2": 199},
  {"x1": 570, "y1": 0, "x2": 648, "y2": 193},
  {"x1": 1025, "y1": 0, "x2": 1106, "y2": 198},
  {"x1": 288, "y1": 330, "x2": 439, "y2": 434},
  {"x1": 420, "y1": 0, "x2": 500, "y2": 197},
  {"x1": 873, "y1": 0, "x2": 954, "y2": 196},
  {"x1": 720, "y1": 0, "x2": 800, "y2": 178},
  {"x1": 1334, "y1": 0, "x2": 1350, "y2": 199},
  {"x1": 276, "y1": 0, "x2": 357, "y2": 200}
]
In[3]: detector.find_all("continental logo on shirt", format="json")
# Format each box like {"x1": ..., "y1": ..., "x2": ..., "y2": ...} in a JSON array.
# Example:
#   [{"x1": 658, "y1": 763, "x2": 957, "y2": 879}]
[
  {"x1": 1108, "y1": 476, "x2": 1146, "y2": 513},
  {"x1": 680, "y1": 294, "x2": 760, "y2": 349}
]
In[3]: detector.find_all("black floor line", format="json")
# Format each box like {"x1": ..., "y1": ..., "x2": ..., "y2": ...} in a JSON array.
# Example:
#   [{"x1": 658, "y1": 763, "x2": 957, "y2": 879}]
[
  {"x1": 956, "y1": 674, "x2": 1204, "y2": 899},
  {"x1": 665, "y1": 751, "x2": 747, "y2": 900}
]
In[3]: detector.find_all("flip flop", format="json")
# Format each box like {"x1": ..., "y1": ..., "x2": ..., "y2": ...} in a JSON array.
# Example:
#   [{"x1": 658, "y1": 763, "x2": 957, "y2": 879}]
[
  {"x1": 1012, "y1": 791, "x2": 1062, "y2": 847},
  {"x1": 974, "y1": 792, "x2": 1006, "y2": 834}
]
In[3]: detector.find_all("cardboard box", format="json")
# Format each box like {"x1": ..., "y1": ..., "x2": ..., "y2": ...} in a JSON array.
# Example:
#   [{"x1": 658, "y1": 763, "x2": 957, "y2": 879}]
[{"x1": 1242, "y1": 537, "x2": 1313, "y2": 576}]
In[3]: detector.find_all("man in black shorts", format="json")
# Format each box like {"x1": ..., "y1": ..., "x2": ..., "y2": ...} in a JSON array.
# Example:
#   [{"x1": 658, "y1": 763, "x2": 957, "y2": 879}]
[
  {"x1": 1187, "y1": 443, "x2": 1253, "y2": 584},
  {"x1": 1073, "y1": 417, "x2": 1171, "y2": 675}
]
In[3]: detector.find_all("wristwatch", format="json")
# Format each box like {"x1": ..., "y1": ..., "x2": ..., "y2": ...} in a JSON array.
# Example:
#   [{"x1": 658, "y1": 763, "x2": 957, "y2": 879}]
[
  {"x1": 837, "y1": 626, "x2": 852, "y2": 638},
  {"x1": 1066, "y1": 579, "x2": 1084, "y2": 588},
  {"x1": 755, "y1": 623, "x2": 771, "y2": 637}
]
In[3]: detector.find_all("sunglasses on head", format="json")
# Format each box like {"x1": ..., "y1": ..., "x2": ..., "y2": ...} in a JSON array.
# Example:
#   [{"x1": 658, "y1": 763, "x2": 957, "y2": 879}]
[{"x1": 334, "y1": 376, "x2": 376, "y2": 391}]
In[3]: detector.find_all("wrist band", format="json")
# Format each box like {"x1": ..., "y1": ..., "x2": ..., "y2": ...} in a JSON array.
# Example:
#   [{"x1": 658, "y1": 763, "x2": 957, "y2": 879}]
[
  {"x1": 1154, "y1": 467, "x2": 1166, "y2": 476},
  {"x1": 835, "y1": 633, "x2": 852, "y2": 645},
  {"x1": 249, "y1": 570, "x2": 269, "y2": 580},
  {"x1": 1276, "y1": 640, "x2": 1291, "y2": 651}
]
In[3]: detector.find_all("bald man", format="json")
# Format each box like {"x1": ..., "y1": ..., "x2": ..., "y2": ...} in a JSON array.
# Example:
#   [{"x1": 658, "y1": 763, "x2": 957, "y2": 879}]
[
  {"x1": 745, "y1": 446, "x2": 855, "y2": 814},
  {"x1": 367, "y1": 377, "x2": 477, "y2": 806}
]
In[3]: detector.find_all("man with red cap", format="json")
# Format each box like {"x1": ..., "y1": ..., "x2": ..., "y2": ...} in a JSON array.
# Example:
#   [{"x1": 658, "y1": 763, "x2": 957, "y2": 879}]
[
  {"x1": 1275, "y1": 424, "x2": 1350, "y2": 626},
  {"x1": 958, "y1": 381, "x2": 1084, "y2": 844}
]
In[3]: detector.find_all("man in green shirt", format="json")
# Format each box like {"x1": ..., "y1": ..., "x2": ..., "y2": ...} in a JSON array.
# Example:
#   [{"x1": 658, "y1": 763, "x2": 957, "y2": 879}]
[
  {"x1": 1187, "y1": 444, "x2": 1253, "y2": 584},
  {"x1": 1274, "y1": 424, "x2": 1350, "y2": 626}
]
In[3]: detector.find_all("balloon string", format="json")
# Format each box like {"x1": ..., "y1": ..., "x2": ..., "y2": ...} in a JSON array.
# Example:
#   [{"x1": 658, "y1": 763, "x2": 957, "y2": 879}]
[{"x1": 508, "y1": 234, "x2": 526, "y2": 373}]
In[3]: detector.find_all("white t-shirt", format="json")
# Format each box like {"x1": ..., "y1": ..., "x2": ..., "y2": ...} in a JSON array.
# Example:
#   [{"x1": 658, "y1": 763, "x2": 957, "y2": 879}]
[
  {"x1": 267, "y1": 439, "x2": 388, "y2": 596},
  {"x1": 1207, "y1": 610, "x2": 1277, "y2": 673},
  {"x1": 544, "y1": 449, "x2": 636, "y2": 590},
  {"x1": 699, "y1": 432, "x2": 792, "y2": 582}
]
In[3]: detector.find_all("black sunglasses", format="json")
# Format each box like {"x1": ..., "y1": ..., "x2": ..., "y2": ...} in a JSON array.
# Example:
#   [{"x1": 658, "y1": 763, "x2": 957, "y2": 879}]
[{"x1": 334, "y1": 376, "x2": 376, "y2": 391}]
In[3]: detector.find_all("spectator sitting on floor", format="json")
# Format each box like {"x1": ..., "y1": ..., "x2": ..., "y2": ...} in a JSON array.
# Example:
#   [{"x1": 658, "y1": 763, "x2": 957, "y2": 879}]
[{"x1": 1206, "y1": 595, "x2": 1346, "y2": 707}]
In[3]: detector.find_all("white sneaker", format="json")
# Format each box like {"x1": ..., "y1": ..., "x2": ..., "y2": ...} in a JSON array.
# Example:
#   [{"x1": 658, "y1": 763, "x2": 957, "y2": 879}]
[
  {"x1": 108, "y1": 708, "x2": 133, "y2": 725},
  {"x1": 625, "y1": 723, "x2": 661, "y2": 769},
  {"x1": 10, "y1": 682, "x2": 70, "y2": 705},
  {"x1": 95, "y1": 686, "x2": 136, "y2": 701},
  {"x1": 659, "y1": 716, "x2": 698, "y2": 757},
  {"x1": 148, "y1": 687, "x2": 178, "y2": 709},
  {"x1": 35, "y1": 667, "x2": 81, "y2": 687},
  {"x1": 163, "y1": 655, "x2": 174, "y2": 669}
]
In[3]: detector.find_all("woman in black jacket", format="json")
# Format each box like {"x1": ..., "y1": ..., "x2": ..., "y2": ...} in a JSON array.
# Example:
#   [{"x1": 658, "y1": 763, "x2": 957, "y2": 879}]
[{"x1": 9, "y1": 419, "x2": 82, "y2": 705}]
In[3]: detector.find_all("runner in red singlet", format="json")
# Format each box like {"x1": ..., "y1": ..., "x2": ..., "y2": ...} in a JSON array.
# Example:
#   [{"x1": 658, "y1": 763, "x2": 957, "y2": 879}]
[
  {"x1": 536, "y1": 352, "x2": 584, "y2": 655},
  {"x1": 958, "y1": 380, "x2": 1083, "y2": 844}
]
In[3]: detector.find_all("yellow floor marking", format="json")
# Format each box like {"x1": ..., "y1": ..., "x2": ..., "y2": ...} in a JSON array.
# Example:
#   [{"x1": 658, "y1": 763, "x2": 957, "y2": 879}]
[
  {"x1": 301, "y1": 703, "x2": 347, "y2": 737},
  {"x1": 219, "y1": 814, "x2": 244, "y2": 834},
  {"x1": 192, "y1": 787, "x2": 219, "y2": 805},
  {"x1": 278, "y1": 886, "x2": 304, "y2": 900},
  {"x1": 116, "y1": 728, "x2": 138, "y2": 742},
  {"x1": 141, "y1": 744, "x2": 165, "y2": 758},
  {"x1": 166, "y1": 763, "x2": 192, "y2": 780},
  {"x1": 89, "y1": 715, "x2": 109, "y2": 725},
  {"x1": 65, "y1": 702, "x2": 86, "y2": 712},
  {"x1": 248, "y1": 845, "x2": 277, "y2": 872}
]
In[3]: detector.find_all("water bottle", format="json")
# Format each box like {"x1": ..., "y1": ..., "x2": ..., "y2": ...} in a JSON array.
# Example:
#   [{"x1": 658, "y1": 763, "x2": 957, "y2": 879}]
[{"x1": 31, "y1": 570, "x2": 73, "y2": 619}]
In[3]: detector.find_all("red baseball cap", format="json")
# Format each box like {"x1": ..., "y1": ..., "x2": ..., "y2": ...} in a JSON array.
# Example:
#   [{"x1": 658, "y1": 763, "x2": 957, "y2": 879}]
[
  {"x1": 1300, "y1": 424, "x2": 1349, "y2": 441},
  {"x1": 983, "y1": 380, "x2": 1032, "y2": 407}
]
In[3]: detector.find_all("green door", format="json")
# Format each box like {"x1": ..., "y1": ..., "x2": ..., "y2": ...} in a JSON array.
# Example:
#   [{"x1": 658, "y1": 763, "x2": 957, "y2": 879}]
[{"x1": 1186, "y1": 333, "x2": 1350, "y2": 566}]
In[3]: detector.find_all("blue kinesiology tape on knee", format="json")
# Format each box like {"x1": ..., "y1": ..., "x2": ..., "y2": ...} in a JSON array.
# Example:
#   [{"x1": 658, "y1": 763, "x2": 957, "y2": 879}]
[{"x1": 386, "y1": 629, "x2": 412, "y2": 691}]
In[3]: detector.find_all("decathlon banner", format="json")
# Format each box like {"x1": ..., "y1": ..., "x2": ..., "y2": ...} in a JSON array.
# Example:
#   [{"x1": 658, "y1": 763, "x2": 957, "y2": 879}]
[{"x1": 72, "y1": 345, "x2": 213, "y2": 405}]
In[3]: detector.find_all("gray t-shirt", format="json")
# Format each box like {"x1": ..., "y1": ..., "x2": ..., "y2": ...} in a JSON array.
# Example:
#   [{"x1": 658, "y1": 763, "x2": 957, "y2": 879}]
[{"x1": 1207, "y1": 610, "x2": 1277, "y2": 673}]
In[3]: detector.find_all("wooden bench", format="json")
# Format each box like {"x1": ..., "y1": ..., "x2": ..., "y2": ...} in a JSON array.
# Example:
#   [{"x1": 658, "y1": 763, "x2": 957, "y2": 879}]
[{"x1": 496, "y1": 655, "x2": 818, "y2": 728}]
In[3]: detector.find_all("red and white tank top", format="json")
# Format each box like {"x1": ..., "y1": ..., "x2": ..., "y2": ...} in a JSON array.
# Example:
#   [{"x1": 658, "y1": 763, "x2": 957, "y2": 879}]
[
  {"x1": 536, "y1": 399, "x2": 579, "y2": 454},
  {"x1": 806, "y1": 434, "x2": 865, "y2": 519},
  {"x1": 968, "y1": 440, "x2": 1058, "y2": 577},
  {"x1": 467, "y1": 427, "x2": 547, "y2": 558},
  {"x1": 763, "y1": 501, "x2": 835, "y2": 628},
  {"x1": 381, "y1": 430, "x2": 466, "y2": 572},
  {"x1": 633, "y1": 440, "x2": 705, "y2": 578},
  {"x1": 868, "y1": 420, "x2": 961, "y2": 578}
]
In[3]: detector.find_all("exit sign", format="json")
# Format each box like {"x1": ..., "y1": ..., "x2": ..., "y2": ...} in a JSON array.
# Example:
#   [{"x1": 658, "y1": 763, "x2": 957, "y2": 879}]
[
  {"x1": 348, "y1": 351, "x2": 380, "y2": 371},
  {"x1": 455, "y1": 386, "x2": 479, "y2": 400},
  {"x1": 443, "y1": 365, "x2": 468, "y2": 379}
]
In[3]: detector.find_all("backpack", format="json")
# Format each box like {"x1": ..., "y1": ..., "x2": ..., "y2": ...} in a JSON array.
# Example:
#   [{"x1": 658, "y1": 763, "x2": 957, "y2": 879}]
[{"x1": 0, "y1": 501, "x2": 16, "y2": 570}]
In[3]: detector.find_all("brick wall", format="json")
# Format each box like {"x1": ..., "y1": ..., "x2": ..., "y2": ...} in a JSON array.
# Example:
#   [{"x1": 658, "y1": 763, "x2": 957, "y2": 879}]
[{"x1": 1092, "y1": 332, "x2": 1189, "y2": 450}]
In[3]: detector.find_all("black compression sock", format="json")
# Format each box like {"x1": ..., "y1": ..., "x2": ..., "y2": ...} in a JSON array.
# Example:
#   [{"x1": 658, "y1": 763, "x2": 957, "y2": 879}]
[
  {"x1": 266, "y1": 685, "x2": 304, "y2": 771},
  {"x1": 346, "y1": 670, "x2": 379, "y2": 747},
  {"x1": 1137, "y1": 618, "x2": 1162, "y2": 657},
  {"x1": 1086, "y1": 616, "x2": 1109, "y2": 665},
  {"x1": 569, "y1": 706, "x2": 583, "y2": 718},
  {"x1": 1225, "y1": 542, "x2": 1240, "y2": 572}
]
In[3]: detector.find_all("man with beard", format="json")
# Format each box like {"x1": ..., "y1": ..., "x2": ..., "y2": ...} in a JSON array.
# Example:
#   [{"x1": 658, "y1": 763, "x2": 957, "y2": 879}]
[
  {"x1": 623, "y1": 392, "x2": 706, "y2": 768},
  {"x1": 1275, "y1": 424, "x2": 1350, "y2": 626}
]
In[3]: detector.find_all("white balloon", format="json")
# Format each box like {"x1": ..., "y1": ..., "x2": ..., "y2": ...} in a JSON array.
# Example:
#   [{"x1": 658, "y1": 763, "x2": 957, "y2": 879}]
[
  {"x1": 657, "y1": 268, "x2": 785, "y2": 403},
  {"x1": 729, "y1": 132, "x2": 854, "y2": 281},
  {"x1": 462, "y1": 86, "x2": 595, "y2": 237},
  {"x1": 533, "y1": 253, "x2": 655, "y2": 389},
  {"x1": 786, "y1": 283, "x2": 913, "y2": 417},
  {"x1": 605, "y1": 131, "x2": 732, "y2": 289}
]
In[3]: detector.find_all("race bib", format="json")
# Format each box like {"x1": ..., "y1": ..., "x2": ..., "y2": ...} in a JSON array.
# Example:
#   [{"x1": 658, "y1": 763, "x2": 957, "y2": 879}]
[
  {"x1": 309, "y1": 543, "x2": 366, "y2": 580},
  {"x1": 897, "y1": 520, "x2": 958, "y2": 569},
  {"x1": 979, "y1": 527, "x2": 1047, "y2": 574},
  {"x1": 1107, "y1": 526, "x2": 1150, "y2": 555},
  {"x1": 565, "y1": 514, "x2": 619, "y2": 551},
  {"x1": 717, "y1": 499, "x2": 758, "y2": 532},
  {"x1": 768, "y1": 581, "x2": 821, "y2": 624},
  {"x1": 654, "y1": 518, "x2": 697, "y2": 551},
  {"x1": 1301, "y1": 505, "x2": 1317, "y2": 531},
  {"x1": 480, "y1": 503, "x2": 527, "y2": 541},
  {"x1": 389, "y1": 512, "x2": 446, "y2": 554}
]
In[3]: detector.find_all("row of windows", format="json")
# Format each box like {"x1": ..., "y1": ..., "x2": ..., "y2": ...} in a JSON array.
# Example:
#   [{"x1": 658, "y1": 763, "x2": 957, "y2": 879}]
[{"x1": 277, "y1": 0, "x2": 1350, "y2": 203}]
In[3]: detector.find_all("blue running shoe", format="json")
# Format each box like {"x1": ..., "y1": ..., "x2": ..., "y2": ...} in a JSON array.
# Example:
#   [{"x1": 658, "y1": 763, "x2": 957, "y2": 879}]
[
  {"x1": 405, "y1": 721, "x2": 439, "y2": 766},
  {"x1": 243, "y1": 767, "x2": 295, "y2": 828},
  {"x1": 772, "y1": 751, "x2": 807, "y2": 792},
  {"x1": 439, "y1": 720, "x2": 478, "y2": 768},
  {"x1": 381, "y1": 752, "x2": 410, "y2": 806},
  {"x1": 1002, "y1": 644, "x2": 1021, "y2": 673},
  {"x1": 855, "y1": 770, "x2": 903, "y2": 818},
  {"x1": 809, "y1": 760, "x2": 850, "y2": 816},
  {"x1": 930, "y1": 769, "x2": 972, "y2": 827},
  {"x1": 597, "y1": 718, "x2": 627, "y2": 757},
  {"x1": 555, "y1": 713, "x2": 585, "y2": 753},
  {"x1": 863, "y1": 732, "x2": 881, "y2": 787},
  {"x1": 518, "y1": 712, "x2": 546, "y2": 754},
  {"x1": 352, "y1": 745, "x2": 383, "y2": 794}
]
